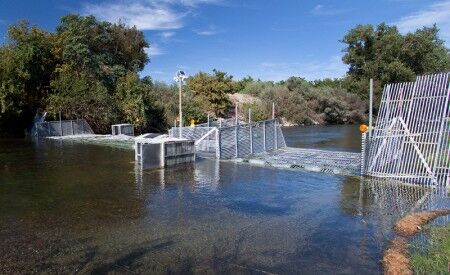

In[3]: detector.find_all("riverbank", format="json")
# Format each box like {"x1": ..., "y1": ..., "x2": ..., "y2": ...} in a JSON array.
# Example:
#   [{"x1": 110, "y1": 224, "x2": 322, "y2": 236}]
[{"x1": 410, "y1": 223, "x2": 450, "y2": 274}]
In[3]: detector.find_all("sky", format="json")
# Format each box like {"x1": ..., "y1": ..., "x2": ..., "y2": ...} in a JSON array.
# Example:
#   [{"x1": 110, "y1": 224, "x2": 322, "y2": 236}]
[{"x1": 0, "y1": 0, "x2": 449, "y2": 82}]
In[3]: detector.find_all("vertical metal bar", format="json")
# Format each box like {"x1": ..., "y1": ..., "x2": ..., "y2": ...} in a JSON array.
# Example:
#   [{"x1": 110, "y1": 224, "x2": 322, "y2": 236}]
[
  {"x1": 71, "y1": 120, "x2": 74, "y2": 135},
  {"x1": 235, "y1": 124, "x2": 239, "y2": 158},
  {"x1": 249, "y1": 109, "x2": 253, "y2": 154},
  {"x1": 215, "y1": 128, "x2": 221, "y2": 159},
  {"x1": 433, "y1": 73, "x2": 450, "y2": 185},
  {"x1": 369, "y1": 78, "x2": 373, "y2": 139},
  {"x1": 402, "y1": 77, "x2": 421, "y2": 184},
  {"x1": 274, "y1": 119, "x2": 278, "y2": 150},
  {"x1": 361, "y1": 132, "x2": 366, "y2": 176},
  {"x1": 272, "y1": 102, "x2": 275, "y2": 119},
  {"x1": 263, "y1": 120, "x2": 266, "y2": 151},
  {"x1": 59, "y1": 111, "x2": 62, "y2": 136}
]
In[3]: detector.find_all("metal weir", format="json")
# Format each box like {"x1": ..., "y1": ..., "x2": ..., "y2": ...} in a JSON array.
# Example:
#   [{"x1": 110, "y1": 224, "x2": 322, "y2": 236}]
[
  {"x1": 362, "y1": 72, "x2": 450, "y2": 187},
  {"x1": 169, "y1": 118, "x2": 286, "y2": 159}
]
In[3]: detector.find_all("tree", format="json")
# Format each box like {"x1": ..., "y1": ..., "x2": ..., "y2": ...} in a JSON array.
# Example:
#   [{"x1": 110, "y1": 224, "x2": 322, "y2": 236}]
[
  {"x1": 55, "y1": 14, "x2": 148, "y2": 92},
  {"x1": 47, "y1": 71, "x2": 115, "y2": 132},
  {"x1": 115, "y1": 73, "x2": 166, "y2": 133},
  {"x1": 342, "y1": 23, "x2": 450, "y2": 99},
  {"x1": 0, "y1": 14, "x2": 153, "y2": 135},
  {"x1": 186, "y1": 69, "x2": 234, "y2": 116},
  {"x1": 0, "y1": 20, "x2": 56, "y2": 134}
]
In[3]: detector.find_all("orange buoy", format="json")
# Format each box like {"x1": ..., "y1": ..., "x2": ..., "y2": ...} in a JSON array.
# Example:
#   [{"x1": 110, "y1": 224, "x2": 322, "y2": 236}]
[{"x1": 359, "y1": 124, "x2": 369, "y2": 133}]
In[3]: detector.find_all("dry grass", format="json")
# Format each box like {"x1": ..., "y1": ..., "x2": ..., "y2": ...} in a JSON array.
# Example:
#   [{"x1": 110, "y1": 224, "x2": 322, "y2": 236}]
[
  {"x1": 382, "y1": 237, "x2": 412, "y2": 275},
  {"x1": 394, "y1": 210, "x2": 450, "y2": 237}
]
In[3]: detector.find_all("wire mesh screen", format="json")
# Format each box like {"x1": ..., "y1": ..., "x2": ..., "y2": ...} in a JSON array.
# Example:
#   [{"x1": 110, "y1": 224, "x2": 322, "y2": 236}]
[
  {"x1": 34, "y1": 119, "x2": 94, "y2": 137},
  {"x1": 363, "y1": 72, "x2": 450, "y2": 186},
  {"x1": 169, "y1": 119, "x2": 286, "y2": 159},
  {"x1": 219, "y1": 127, "x2": 237, "y2": 159},
  {"x1": 218, "y1": 119, "x2": 286, "y2": 159}
]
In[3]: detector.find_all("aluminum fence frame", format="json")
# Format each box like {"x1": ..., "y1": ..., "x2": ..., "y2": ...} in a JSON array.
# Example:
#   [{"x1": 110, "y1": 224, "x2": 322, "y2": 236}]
[
  {"x1": 33, "y1": 119, "x2": 95, "y2": 137},
  {"x1": 362, "y1": 72, "x2": 450, "y2": 187},
  {"x1": 169, "y1": 118, "x2": 286, "y2": 159}
]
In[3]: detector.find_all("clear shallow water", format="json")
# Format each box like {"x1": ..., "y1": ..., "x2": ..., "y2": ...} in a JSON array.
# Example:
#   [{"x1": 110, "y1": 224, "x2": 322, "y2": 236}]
[{"x1": 0, "y1": 129, "x2": 447, "y2": 274}]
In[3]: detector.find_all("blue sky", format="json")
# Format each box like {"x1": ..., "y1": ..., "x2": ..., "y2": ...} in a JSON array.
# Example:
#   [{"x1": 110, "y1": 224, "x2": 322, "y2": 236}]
[{"x1": 1, "y1": 0, "x2": 449, "y2": 82}]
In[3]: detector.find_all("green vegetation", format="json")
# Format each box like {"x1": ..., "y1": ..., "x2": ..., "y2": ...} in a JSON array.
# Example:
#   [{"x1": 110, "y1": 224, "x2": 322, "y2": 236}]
[
  {"x1": 341, "y1": 23, "x2": 450, "y2": 100},
  {"x1": 0, "y1": 15, "x2": 449, "y2": 135},
  {"x1": 410, "y1": 223, "x2": 450, "y2": 274}
]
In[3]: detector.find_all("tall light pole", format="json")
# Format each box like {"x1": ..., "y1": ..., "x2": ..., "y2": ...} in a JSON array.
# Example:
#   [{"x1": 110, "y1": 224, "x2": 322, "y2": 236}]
[{"x1": 174, "y1": 70, "x2": 187, "y2": 138}]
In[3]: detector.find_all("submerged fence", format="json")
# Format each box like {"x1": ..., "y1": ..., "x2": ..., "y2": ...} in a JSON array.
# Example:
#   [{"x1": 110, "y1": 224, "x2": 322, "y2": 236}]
[
  {"x1": 33, "y1": 119, "x2": 94, "y2": 137},
  {"x1": 362, "y1": 72, "x2": 450, "y2": 187},
  {"x1": 169, "y1": 118, "x2": 286, "y2": 159}
]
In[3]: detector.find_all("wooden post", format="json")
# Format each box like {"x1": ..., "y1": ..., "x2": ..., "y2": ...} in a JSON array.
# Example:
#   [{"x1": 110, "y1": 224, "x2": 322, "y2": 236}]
[
  {"x1": 207, "y1": 113, "x2": 210, "y2": 128},
  {"x1": 71, "y1": 120, "x2": 74, "y2": 135}
]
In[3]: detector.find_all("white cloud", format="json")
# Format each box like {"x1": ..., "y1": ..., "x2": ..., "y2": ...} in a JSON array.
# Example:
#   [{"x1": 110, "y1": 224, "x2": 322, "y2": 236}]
[
  {"x1": 395, "y1": 0, "x2": 450, "y2": 44},
  {"x1": 144, "y1": 44, "x2": 165, "y2": 56},
  {"x1": 311, "y1": 4, "x2": 350, "y2": 16},
  {"x1": 257, "y1": 55, "x2": 347, "y2": 81},
  {"x1": 82, "y1": 0, "x2": 220, "y2": 30},
  {"x1": 160, "y1": 31, "x2": 176, "y2": 38},
  {"x1": 194, "y1": 25, "x2": 219, "y2": 35}
]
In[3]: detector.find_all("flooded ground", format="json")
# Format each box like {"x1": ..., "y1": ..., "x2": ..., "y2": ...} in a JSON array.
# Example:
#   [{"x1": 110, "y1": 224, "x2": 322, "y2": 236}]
[{"x1": 0, "y1": 127, "x2": 448, "y2": 274}]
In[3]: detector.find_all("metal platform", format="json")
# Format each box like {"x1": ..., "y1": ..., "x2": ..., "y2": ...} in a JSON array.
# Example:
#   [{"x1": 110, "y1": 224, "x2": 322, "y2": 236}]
[{"x1": 242, "y1": 147, "x2": 361, "y2": 176}]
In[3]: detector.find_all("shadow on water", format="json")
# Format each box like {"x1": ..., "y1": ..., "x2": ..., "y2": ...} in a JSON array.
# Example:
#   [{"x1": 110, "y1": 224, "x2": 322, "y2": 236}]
[{"x1": 0, "y1": 138, "x2": 448, "y2": 274}]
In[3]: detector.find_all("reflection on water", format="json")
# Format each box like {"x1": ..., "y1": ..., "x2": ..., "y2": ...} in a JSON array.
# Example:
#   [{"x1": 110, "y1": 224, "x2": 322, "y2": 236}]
[
  {"x1": 0, "y1": 138, "x2": 448, "y2": 274},
  {"x1": 283, "y1": 125, "x2": 361, "y2": 152}
]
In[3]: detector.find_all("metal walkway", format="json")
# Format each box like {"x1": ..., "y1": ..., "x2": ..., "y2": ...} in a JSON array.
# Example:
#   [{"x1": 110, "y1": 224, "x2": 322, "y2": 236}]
[
  {"x1": 242, "y1": 147, "x2": 361, "y2": 176},
  {"x1": 170, "y1": 117, "x2": 361, "y2": 176}
]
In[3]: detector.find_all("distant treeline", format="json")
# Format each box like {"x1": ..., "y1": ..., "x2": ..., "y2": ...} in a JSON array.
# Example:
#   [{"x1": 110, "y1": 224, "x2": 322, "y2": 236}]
[{"x1": 0, "y1": 14, "x2": 449, "y2": 136}]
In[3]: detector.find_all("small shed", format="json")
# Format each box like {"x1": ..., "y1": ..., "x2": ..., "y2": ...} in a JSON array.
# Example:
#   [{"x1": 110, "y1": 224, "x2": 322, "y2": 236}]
[{"x1": 111, "y1": 124, "x2": 134, "y2": 136}]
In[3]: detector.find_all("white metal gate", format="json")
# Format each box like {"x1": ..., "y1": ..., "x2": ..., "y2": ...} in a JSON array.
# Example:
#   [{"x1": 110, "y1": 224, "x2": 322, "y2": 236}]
[{"x1": 363, "y1": 72, "x2": 450, "y2": 186}]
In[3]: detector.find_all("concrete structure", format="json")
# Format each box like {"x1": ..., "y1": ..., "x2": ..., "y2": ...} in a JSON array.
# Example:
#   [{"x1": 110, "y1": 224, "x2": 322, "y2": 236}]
[
  {"x1": 135, "y1": 135, "x2": 195, "y2": 170},
  {"x1": 111, "y1": 124, "x2": 134, "y2": 136}
]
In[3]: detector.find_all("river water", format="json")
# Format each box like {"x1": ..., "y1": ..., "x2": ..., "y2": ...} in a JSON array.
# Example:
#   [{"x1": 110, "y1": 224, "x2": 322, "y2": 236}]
[{"x1": 0, "y1": 126, "x2": 446, "y2": 274}]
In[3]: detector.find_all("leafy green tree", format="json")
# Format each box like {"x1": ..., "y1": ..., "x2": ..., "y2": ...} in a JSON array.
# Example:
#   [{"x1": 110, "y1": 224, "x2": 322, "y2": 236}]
[
  {"x1": 115, "y1": 73, "x2": 166, "y2": 133},
  {"x1": 47, "y1": 71, "x2": 115, "y2": 132},
  {"x1": 0, "y1": 20, "x2": 56, "y2": 134},
  {"x1": 186, "y1": 69, "x2": 234, "y2": 116},
  {"x1": 342, "y1": 23, "x2": 450, "y2": 99},
  {"x1": 55, "y1": 14, "x2": 148, "y2": 91}
]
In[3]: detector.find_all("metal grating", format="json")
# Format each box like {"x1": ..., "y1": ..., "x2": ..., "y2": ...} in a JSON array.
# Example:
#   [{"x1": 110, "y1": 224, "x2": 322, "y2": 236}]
[
  {"x1": 33, "y1": 119, "x2": 95, "y2": 137},
  {"x1": 363, "y1": 72, "x2": 450, "y2": 187},
  {"x1": 169, "y1": 118, "x2": 286, "y2": 159}
]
